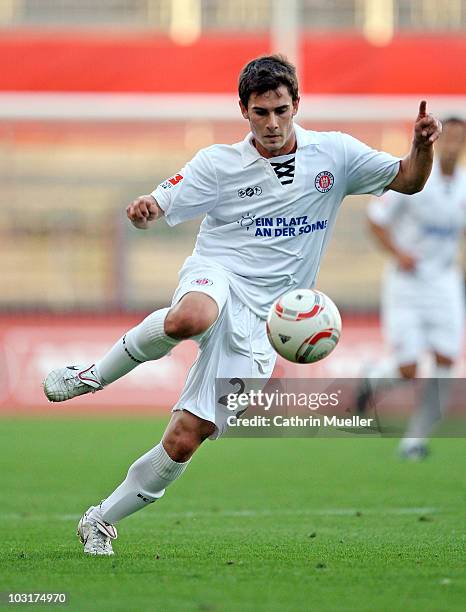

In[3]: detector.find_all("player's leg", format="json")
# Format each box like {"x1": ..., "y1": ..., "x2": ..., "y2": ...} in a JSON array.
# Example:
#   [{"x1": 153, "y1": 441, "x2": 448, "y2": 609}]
[
  {"x1": 399, "y1": 353, "x2": 454, "y2": 459},
  {"x1": 101, "y1": 409, "x2": 215, "y2": 522},
  {"x1": 43, "y1": 292, "x2": 218, "y2": 402},
  {"x1": 400, "y1": 346, "x2": 458, "y2": 459},
  {"x1": 76, "y1": 264, "x2": 231, "y2": 555},
  {"x1": 79, "y1": 291, "x2": 275, "y2": 555},
  {"x1": 97, "y1": 292, "x2": 219, "y2": 383},
  {"x1": 77, "y1": 409, "x2": 215, "y2": 555},
  {"x1": 399, "y1": 275, "x2": 463, "y2": 458},
  {"x1": 355, "y1": 359, "x2": 417, "y2": 419},
  {"x1": 433, "y1": 352, "x2": 455, "y2": 371},
  {"x1": 356, "y1": 286, "x2": 422, "y2": 414},
  {"x1": 75, "y1": 296, "x2": 221, "y2": 555},
  {"x1": 89, "y1": 410, "x2": 215, "y2": 523}
]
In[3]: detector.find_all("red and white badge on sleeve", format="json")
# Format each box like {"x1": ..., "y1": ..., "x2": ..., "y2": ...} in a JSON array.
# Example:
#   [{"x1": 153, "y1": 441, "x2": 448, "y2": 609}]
[
  {"x1": 191, "y1": 278, "x2": 213, "y2": 286},
  {"x1": 160, "y1": 173, "x2": 184, "y2": 190}
]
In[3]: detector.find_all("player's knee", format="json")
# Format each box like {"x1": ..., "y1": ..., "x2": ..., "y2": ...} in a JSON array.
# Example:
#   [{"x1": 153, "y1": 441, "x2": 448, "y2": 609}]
[
  {"x1": 399, "y1": 363, "x2": 417, "y2": 379},
  {"x1": 165, "y1": 299, "x2": 218, "y2": 339},
  {"x1": 165, "y1": 310, "x2": 212, "y2": 339},
  {"x1": 163, "y1": 411, "x2": 215, "y2": 461},
  {"x1": 164, "y1": 426, "x2": 202, "y2": 462},
  {"x1": 169, "y1": 432, "x2": 199, "y2": 462}
]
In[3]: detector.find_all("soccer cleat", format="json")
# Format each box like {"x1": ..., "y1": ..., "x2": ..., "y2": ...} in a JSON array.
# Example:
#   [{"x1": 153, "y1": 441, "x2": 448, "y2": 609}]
[
  {"x1": 43, "y1": 364, "x2": 103, "y2": 402},
  {"x1": 398, "y1": 442, "x2": 430, "y2": 461},
  {"x1": 77, "y1": 506, "x2": 117, "y2": 556}
]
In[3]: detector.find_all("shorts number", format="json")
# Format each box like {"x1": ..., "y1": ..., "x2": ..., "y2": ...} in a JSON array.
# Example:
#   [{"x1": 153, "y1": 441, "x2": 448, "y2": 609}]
[{"x1": 218, "y1": 377, "x2": 246, "y2": 411}]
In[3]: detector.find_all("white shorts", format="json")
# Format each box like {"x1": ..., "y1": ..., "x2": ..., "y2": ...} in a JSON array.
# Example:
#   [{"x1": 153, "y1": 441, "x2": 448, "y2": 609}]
[
  {"x1": 382, "y1": 267, "x2": 465, "y2": 365},
  {"x1": 170, "y1": 257, "x2": 277, "y2": 439}
]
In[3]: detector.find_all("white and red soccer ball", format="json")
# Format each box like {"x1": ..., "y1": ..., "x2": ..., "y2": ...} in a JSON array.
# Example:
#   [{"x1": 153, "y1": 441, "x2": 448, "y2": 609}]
[{"x1": 266, "y1": 289, "x2": 342, "y2": 364}]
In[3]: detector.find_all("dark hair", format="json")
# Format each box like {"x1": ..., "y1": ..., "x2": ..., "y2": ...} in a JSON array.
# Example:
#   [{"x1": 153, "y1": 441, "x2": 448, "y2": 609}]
[
  {"x1": 441, "y1": 117, "x2": 466, "y2": 139},
  {"x1": 442, "y1": 116, "x2": 464, "y2": 125},
  {"x1": 238, "y1": 55, "x2": 299, "y2": 107},
  {"x1": 442, "y1": 116, "x2": 464, "y2": 127}
]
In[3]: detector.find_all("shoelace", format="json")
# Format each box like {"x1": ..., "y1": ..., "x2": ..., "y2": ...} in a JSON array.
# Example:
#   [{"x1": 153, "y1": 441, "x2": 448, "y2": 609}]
[
  {"x1": 64, "y1": 374, "x2": 97, "y2": 395},
  {"x1": 63, "y1": 378, "x2": 81, "y2": 396},
  {"x1": 64, "y1": 373, "x2": 82, "y2": 387},
  {"x1": 90, "y1": 523, "x2": 111, "y2": 553}
]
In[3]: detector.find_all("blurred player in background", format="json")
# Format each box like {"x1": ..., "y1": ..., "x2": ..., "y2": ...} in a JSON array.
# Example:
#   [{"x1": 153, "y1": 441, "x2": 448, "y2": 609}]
[
  {"x1": 358, "y1": 118, "x2": 466, "y2": 459},
  {"x1": 43, "y1": 55, "x2": 441, "y2": 555}
]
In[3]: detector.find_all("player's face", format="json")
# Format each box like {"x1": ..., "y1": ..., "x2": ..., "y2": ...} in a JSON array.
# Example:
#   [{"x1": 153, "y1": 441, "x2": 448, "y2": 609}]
[
  {"x1": 437, "y1": 121, "x2": 466, "y2": 166},
  {"x1": 239, "y1": 85, "x2": 299, "y2": 158}
]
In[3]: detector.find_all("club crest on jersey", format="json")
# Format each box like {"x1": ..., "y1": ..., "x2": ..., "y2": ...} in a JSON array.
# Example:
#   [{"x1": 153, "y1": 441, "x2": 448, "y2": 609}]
[
  {"x1": 238, "y1": 186, "x2": 262, "y2": 198},
  {"x1": 161, "y1": 173, "x2": 184, "y2": 190},
  {"x1": 315, "y1": 171, "x2": 334, "y2": 193},
  {"x1": 191, "y1": 278, "x2": 213, "y2": 286}
]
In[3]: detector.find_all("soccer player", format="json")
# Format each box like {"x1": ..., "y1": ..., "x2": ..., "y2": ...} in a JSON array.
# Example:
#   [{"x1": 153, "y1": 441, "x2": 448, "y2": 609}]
[
  {"x1": 43, "y1": 55, "x2": 441, "y2": 554},
  {"x1": 358, "y1": 117, "x2": 466, "y2": 459}
]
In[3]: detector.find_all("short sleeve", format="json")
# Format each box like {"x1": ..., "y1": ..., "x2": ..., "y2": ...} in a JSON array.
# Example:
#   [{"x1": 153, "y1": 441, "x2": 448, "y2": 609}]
[
  {"x1": 151, "y1": 148, "x2": 219, "y2": 226},
  {"x1": 342, "y1": 133, "x2": 401, "y2": 197},
  {"x1": 367, "y1": 191, "x2": 407, "y2": 226}
]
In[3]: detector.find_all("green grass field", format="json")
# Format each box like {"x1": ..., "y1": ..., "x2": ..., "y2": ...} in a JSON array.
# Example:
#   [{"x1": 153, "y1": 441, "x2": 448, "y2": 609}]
[{"x1": 0, "y1": 417, "x2": 464, "y2": 611}]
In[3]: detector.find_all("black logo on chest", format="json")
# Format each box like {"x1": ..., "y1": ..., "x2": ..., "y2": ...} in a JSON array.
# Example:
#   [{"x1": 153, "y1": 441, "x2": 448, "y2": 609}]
[{"x1": 238, "y1": 186, "x2": 262, "y2": 198}]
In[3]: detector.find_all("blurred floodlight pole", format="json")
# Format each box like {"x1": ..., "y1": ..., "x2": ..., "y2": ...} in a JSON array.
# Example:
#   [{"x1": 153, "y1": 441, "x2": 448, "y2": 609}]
[
  {"x1": 363, "y1": 0, "x2": 394, "y2": 46},
  {"x1": 0, "y1": 0, "x2": 16, "y2": 25},
  {"x1": 271, "y1": 0, "x2": 300, "y2": 78},
  {"x1": 169, "y1": 0, "x2": 202, "y2": 45}
]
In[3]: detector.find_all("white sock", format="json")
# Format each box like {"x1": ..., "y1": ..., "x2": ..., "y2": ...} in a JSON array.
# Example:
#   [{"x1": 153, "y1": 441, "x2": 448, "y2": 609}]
[
  {"x1": 95, "y1": 308, "x2": 179, "y2": 385},
  {"x1": 403, "y1": 364, "x2": 453, "y2": 443},
  {"x1": 399, "y1": 436, "x2": 427, "y2": 450},
  {"x1": 99, "y1": 442, "x2": 190, "y2": 524}
]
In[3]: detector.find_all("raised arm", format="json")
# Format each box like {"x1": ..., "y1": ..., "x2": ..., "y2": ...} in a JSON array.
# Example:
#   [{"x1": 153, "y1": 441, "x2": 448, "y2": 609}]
[
  {"x1": 126, "y1": 194, "x2": 164, "y2": 230},
  {"x1": 388, "y1": 101, "x2": 442, "y2": 195}
]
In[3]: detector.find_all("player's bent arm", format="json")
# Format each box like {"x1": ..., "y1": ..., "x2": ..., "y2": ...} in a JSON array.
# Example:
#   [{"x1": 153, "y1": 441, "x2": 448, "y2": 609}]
[
  {"x1": 387, "y1": 100, "x2": 441, "y2": 195},
  {"x1": 388, "y1": 146, "x2": 433, "y2": 195},
  {"x1": 368, "y1": 219, "x2": 416, "y2": 271},
  {"x1": 126, "y1": 194, "x2": 164, "y2": 230}
]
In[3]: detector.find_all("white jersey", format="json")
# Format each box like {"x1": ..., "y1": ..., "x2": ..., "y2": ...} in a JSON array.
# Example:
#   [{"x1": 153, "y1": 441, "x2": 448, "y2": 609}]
[
  {"x1": 368, "y1": 162, "x2": 466, "y2": 279},
  {"x1": 153, "y1": 123, "x2": 400, "y2": 318}
]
